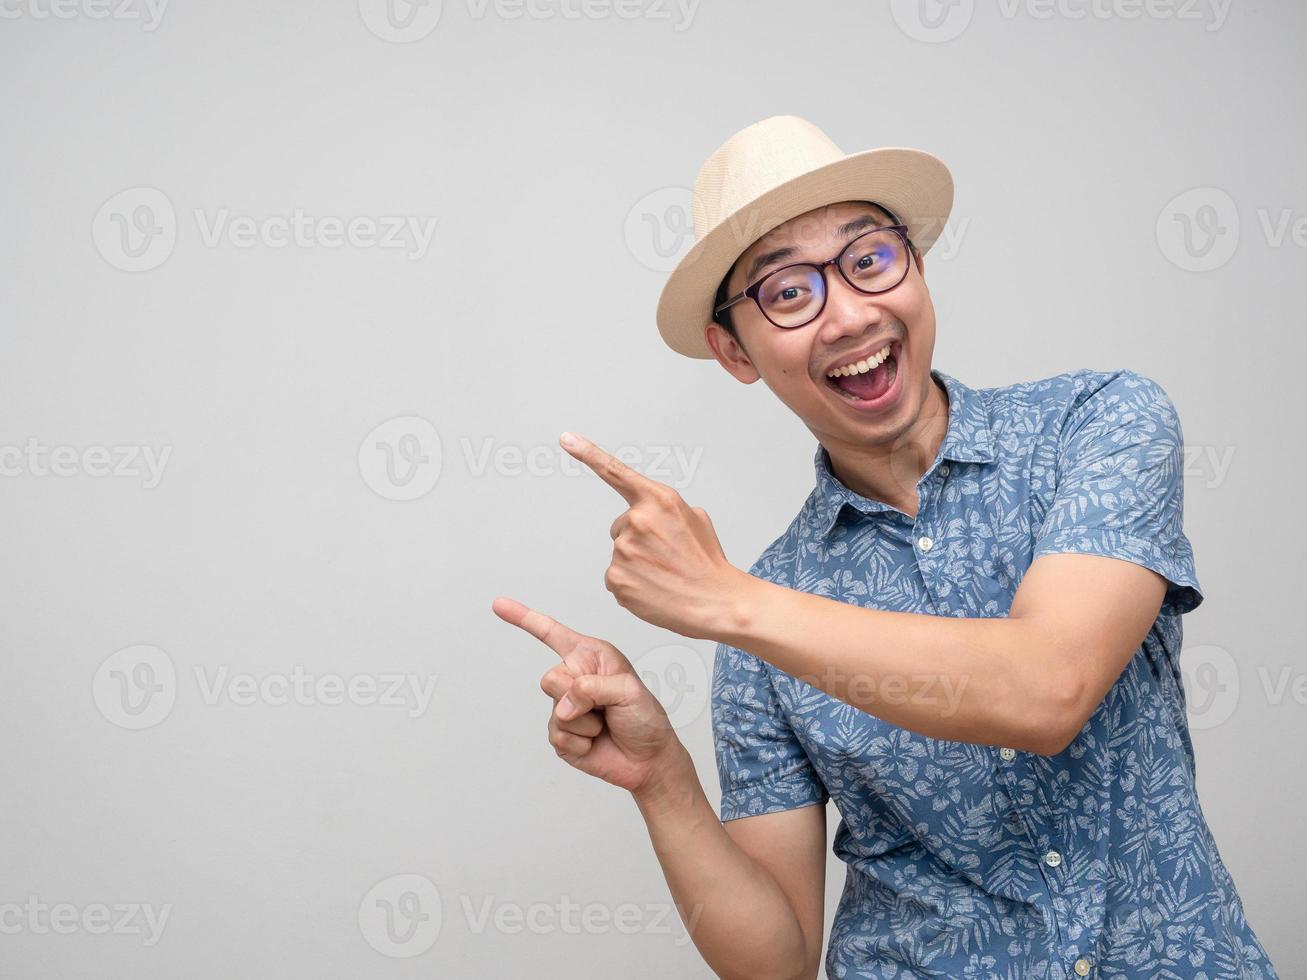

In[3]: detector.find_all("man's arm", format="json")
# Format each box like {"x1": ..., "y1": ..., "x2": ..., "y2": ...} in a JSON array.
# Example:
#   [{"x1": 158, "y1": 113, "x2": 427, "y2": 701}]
[
  {"x1": 713, "y1": 551, "x2": 1167, "y2": 755},
  {"x1": 634, "y1": 745, "x2": 827, "y2": 980},
  {"x1": 494, "y1": 597, "x2": 826, "y2": 980},
  {"x1": 707, "y1": 372, "x2": 1196, "y2": 756},
  {"x1": 555, "y1": 367, "x2": 1194, "y2": 755}
]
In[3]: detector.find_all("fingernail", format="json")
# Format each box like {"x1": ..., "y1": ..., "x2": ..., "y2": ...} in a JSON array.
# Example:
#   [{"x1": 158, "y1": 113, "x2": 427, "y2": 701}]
[
  {"x1": 559, "y1": 432, "x2": 579, "y2": 449},
  {"x1": 559, "y1": 695, "x2": 576, "y2": 716}
]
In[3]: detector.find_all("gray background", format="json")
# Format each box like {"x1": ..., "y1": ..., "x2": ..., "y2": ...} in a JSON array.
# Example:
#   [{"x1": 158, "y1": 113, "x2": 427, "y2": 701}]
[{"x1": 1, "y1": 0, "x2": 1301, "y2": 976}]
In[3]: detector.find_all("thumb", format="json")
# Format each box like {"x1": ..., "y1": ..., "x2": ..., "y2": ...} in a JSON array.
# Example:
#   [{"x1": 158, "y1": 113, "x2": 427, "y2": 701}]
[{"x1": 559, "y1": 671, "x2": 638, "y2": 719}]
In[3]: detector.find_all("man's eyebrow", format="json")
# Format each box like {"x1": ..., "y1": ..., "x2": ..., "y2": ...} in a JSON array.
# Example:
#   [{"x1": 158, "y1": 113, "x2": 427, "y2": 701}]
[
  {"x1": 741, "y1": 213, "x2": 894, "y2": 285},
  {"x1": 837, "y1": 213, "x2": 893, "y2": 239},
  {"x1": 742, "y1": 244, "x2": 799, "y2": 287}
]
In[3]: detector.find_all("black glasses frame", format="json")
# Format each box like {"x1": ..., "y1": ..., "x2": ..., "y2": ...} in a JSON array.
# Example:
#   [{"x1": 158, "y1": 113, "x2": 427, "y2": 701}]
[{"x1": 713, "y1": 224, "x2": 916, "y2": 329}]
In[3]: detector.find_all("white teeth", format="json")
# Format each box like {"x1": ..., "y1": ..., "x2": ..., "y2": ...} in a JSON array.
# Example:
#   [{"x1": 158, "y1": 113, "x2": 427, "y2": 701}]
[{"x1": 827, "y1": 343, "x2": 892, "y2": 379}]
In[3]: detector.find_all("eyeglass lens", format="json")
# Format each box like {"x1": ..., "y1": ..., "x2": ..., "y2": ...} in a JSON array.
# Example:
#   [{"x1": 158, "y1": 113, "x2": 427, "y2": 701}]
[{"x1": 757, "y1": 228, "x2": 910, "y2": 328}]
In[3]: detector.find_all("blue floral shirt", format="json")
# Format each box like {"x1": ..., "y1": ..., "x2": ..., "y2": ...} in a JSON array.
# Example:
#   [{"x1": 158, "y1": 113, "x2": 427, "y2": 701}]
[{"x1": 711, "y1": 367, "x2": 1278, "y2": 980}]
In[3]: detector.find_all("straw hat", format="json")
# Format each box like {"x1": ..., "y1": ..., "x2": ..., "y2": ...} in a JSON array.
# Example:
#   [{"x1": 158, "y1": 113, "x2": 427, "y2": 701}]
[{"x1": 655, "y1": 115, "x2": 954, "y2": 359}]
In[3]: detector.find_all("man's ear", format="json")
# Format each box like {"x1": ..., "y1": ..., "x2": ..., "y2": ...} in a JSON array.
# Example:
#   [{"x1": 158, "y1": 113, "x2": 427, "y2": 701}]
[
  {"x1": 704, "y1": 321, "x2": 760, "y2": 384},
  {"x1": 913, "y1": 245, "x2": 925, "y2": 279}
]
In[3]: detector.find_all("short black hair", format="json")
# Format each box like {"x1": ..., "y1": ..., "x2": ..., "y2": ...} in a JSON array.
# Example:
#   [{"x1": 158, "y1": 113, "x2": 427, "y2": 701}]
[{"x1": 710, "y1": 200, "x2": 906, "y2": 345}]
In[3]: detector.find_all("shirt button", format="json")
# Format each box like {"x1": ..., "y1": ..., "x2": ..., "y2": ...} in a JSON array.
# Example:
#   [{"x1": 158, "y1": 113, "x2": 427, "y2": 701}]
[
  {"x1": 939, "y1": 464, "x2": 950, "y2": 477},
  {"x1": 1073, "y1": 957, "x2": 1092, "y2": 976},
  {"x1": 1043, "y1": 849, "x2": 1063, "y2": 868},
  {"x1": 999, "y1": 747, "x2": 1016, "y2": 761},
  {"x1": 918, "y1": 535, "x2": 933, "y2": 552}
]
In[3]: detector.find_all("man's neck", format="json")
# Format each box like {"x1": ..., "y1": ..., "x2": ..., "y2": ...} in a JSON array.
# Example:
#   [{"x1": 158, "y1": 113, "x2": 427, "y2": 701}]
[{"x1": 821, "y1": 373, "x2": 951, "y2": 521}]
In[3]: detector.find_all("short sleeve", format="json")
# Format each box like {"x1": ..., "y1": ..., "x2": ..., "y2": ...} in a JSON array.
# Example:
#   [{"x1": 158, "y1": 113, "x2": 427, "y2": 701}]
[
  {"x1": 711, "y1": 640, "x2": 829, "y2": 822},
  {"x1": 1032, "y1": 370, "x2": 1203, "y2": 617}
]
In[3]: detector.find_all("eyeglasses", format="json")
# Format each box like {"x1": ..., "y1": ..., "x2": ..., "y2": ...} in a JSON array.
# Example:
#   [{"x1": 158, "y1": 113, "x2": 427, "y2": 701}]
[{"x1": 713, "y1": 224, "x2": 915, "y2": 330}]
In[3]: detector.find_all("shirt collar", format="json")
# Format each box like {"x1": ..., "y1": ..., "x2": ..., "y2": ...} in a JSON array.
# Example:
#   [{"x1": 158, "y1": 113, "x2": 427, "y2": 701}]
[{"x1": 811, "y1": 368, "x2": 994, "y2": 537}]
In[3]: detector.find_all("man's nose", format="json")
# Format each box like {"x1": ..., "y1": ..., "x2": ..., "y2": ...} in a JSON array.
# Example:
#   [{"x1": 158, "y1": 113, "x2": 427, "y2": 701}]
[{"x1": 815, "y1": 264, "x2": 886, "y2": 341}]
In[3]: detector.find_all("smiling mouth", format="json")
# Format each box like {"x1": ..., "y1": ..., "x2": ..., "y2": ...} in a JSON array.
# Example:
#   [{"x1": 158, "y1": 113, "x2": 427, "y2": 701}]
[{"x1": 824, "y1": 340, "x2": 900, "y2": 403}]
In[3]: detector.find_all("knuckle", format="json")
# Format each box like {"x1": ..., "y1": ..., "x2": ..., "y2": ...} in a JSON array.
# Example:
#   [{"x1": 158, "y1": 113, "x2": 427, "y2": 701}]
[{"x1": 539, "y1": 667, "x2": 567, "y2": 696}]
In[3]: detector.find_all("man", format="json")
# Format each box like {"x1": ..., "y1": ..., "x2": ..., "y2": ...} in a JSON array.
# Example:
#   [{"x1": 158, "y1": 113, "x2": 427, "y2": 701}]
[{"x1": 492, "y1": 115, "x2": 1277, "y2": 978}]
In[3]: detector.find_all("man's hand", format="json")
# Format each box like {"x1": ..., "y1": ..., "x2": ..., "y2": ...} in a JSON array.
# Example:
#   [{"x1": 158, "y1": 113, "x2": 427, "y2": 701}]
[
  {"x1": 558, "y1": 431, "x2": 747, "y2": 638},
  {"x1": 491, "y1": 596, "x2": 687, "y2": 797}
]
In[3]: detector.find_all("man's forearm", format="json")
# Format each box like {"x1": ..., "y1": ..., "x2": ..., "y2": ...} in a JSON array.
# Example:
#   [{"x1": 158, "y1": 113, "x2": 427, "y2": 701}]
[
  {"x1": 713, "y1": 572, "x2": 1074, "y2": 753},
  {"x1": 632, "y1": 744, "x2": 813, "y2": 980}
]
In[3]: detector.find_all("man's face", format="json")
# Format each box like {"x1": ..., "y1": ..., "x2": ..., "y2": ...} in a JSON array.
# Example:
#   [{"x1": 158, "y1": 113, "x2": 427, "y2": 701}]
[{"x1": 704, "y1": 200, "x2": 938, "y2": 451}]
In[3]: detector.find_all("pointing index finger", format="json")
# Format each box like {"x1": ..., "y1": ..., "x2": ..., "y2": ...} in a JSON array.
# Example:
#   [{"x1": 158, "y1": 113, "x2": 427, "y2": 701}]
[
  {"x1": 491, "y1": 596, "x2": 582, "y2": 661},
  {"x1": 559, "y1": 431, "x2": 662, "y2": 505}
]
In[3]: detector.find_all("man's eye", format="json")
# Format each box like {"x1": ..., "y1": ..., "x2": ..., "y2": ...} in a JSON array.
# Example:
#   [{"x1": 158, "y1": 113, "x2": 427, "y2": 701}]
[{"x1": 767, "y1": 284, "x2": 809, "y2": 305}]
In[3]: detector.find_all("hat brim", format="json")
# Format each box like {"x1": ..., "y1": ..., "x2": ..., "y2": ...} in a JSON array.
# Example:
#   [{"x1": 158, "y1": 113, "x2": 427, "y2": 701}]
[{"x1": 655, "y1": 147, "x2": 954, "y2": 359}]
